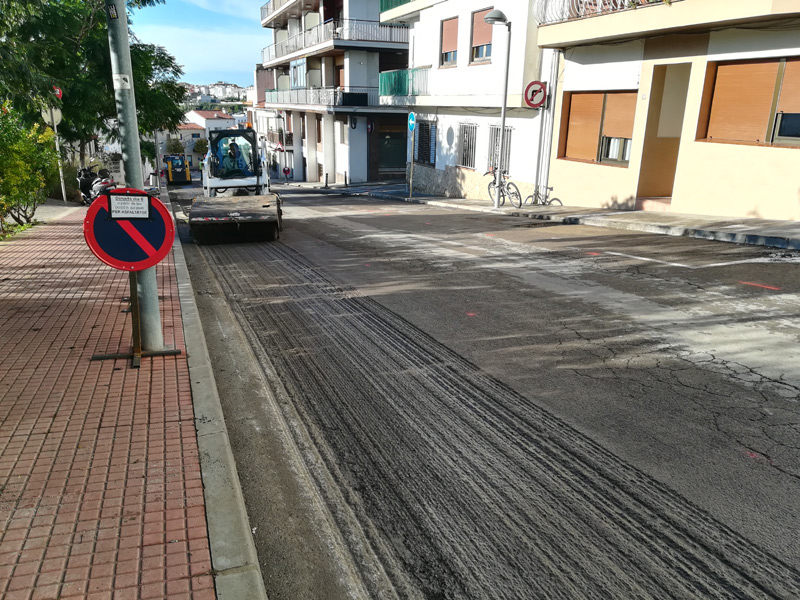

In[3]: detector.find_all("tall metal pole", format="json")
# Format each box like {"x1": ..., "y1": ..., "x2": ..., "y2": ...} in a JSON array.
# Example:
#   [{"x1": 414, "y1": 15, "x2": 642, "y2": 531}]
[
  {"x1": 494, "y1": 21, "x2": 512, "y2": 210},
  {"x1": 104, "y1": 1, "x2": 164, "y2": 351},
  {"x1": 50, "y1": 107, "x2": 68, "y2": 204}
]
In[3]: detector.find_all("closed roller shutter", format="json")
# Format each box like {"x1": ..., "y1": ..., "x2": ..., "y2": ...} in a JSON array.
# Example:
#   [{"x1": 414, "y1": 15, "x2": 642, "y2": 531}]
[
  {"x1": 472, "y1": 9, "x2": 492, "y2": 48},
  {"x1": 777, "y1": 58, "x2": 800, "y2": 114},
  {"x1": 602, "y1": 92, "x2": 637, "y2": 139},
  {"x1": 442, "y1": 18, "x2": 458, "y2": 54},
  {"x1": 707, "y1": 60, "x2": 778, "y2": 142},
  {"x1": 565, "y1": 93, "x2": 603, "y2": 161}
]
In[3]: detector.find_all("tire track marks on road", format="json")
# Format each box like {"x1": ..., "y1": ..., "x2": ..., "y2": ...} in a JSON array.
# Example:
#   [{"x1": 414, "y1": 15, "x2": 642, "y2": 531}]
[{"x1": 203, "y1": 240, "x2": 800, "y2": 600}]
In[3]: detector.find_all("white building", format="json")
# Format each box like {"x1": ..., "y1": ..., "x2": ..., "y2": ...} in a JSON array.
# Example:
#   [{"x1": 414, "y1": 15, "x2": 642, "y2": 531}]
[
  {"x1": 381, "y1": 0, "x2": 556, "y2": 200},
  {"x1": 184, "y1": 110, "x2": 237, "y2": 137},
  {"x1": 255, "y1": 0, "x2": 411, "y2": 183}
]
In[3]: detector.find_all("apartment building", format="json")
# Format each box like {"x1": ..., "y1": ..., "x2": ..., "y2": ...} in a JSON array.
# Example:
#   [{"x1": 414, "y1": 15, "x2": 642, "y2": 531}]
[
  {"x1": 254, "y1": 0, "x2": 411, "y2": 184},
  {"x1": 537, "y1": 0, "x2": 800, "y2": 220},
  {"x1": 380, "y1": 0, "x2": 555, "y2": 199}
]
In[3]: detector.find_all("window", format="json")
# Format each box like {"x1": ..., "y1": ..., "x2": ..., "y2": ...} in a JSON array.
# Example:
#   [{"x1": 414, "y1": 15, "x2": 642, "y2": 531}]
[
  {"x1": 562, "y1": 91, "x2": 637, "y2": 165},
  {"x1": 471, "y1": 9, "x2": 492, "y2": 64},
  {"x1": 441, "y1": 18, "x2": 458, "y2": 67},
  {"x1": 703, "y1": 57, "x2": 800, "y2": 146},
  {"x1": 191, "y1": 133, "x2": 200, "y2": 138},
  {"x1": 414, "y1": 121, "x2": 436, "y2": 166},
  {"x1": 487, "y1": 124, "x2": 512, "y2": 172},
  {"x1": 458, "y1": 123, "x2": 477, "y2": 169}
]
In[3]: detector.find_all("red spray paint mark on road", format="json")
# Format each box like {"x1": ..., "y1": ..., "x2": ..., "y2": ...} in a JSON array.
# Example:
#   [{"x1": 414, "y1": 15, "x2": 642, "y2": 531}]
[
  {"x1": 739, "y1": 281, "x2": 781, "y2": 291},
  {"x1": 585, "y1": 252, "x2": 601, "y2": 256},
  {"x1": 466, "y1": 312, "x2": 477, "y2": 318},
  {"x1": 364, "y1": 263, "x2": 371, "y2": 267}
]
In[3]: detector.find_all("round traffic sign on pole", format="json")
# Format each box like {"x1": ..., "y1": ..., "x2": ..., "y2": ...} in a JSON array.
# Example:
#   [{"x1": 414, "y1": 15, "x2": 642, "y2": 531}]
[
  {"x1": 408, "y1": 112, "x2": 416, "y2": 132},
  {"x1": 83, "y1": 188, "x2": 175, "y2": 271},
  {"x1": 524, "y1": 81, "x2": 548, "y2": 109}
]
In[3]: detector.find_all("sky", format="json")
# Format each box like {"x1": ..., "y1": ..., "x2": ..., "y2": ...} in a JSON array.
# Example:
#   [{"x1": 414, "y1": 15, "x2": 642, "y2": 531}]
[{"x1": 131, "y1": 0, "x2": 273, "y2": 87}]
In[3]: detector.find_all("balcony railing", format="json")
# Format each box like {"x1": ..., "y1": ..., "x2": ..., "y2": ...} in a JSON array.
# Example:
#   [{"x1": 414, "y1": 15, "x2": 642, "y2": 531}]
[
  {"x1": 534, "y1": 0, "x2": 680, "y2": 25},
  {"x1": 267, "y1": 130, "x2": 294, "y2": 146},
  {"x1": 379, "y1": 67, "x2": 430, "y2": 97},
  {"x1": 262, "y1": 19, "x2": 409, "y2": 63},
  {"x1": 265, "y1": 87, "x2": 380, "y2": 107},
  {"x1": 380, "y1": 0, "x2": 414, "y2": 11},
  {"x1": 261, "y1": 0, "x2": 293, "y2": 23}
]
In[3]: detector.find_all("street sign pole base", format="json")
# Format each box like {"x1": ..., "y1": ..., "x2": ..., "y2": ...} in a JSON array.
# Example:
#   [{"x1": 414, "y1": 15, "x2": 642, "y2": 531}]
[{"x1": 91, "y1": 347, "x2": 182, "y2": 368}]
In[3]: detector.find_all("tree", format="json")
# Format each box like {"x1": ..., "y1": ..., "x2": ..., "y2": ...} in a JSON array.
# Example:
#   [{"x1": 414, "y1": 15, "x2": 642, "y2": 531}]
[
  {"x1": 0, "y1": 103, "x2": 58, "y2": 232},
  {"x1": 193, "y1": 138, "x2": 208, "y2": 157},
  {"x1": 0, "y1": 0, "x2": 185, "y2": 164},
  {"x1": 166, "y1": 138, "x2": 184, "y2": 154}
]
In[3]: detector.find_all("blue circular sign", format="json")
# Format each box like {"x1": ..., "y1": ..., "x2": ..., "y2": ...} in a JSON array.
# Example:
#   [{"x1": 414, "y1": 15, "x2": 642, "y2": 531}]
[
  {"x1": 408, "y1": 112, "x2": 416, "y2": 132},
  {"x1": 83, "y1": 188, "x2": 175, "y2": 271}
]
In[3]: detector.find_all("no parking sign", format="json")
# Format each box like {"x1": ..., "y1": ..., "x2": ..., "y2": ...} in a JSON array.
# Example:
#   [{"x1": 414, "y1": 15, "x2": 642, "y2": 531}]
[{"x1": 83, "y1": 188, "x2": 175, "y2": 271}]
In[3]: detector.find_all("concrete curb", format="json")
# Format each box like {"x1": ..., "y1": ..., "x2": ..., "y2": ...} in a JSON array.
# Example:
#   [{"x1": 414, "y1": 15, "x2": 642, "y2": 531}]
[
  {"x1": 351, "y1": 191, "x2": 800, "y2": 251},
  {"x1": 167, "y1": 196, "x2": 269, "y2": 600}
]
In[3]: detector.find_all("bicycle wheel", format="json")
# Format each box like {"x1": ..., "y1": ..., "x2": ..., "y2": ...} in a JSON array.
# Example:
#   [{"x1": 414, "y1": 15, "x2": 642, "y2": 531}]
[
  {"x1": 506, "y1": 182, "x2": 522, "y2": 208},
  {"x1": 548, "y1": 197, "x2": 563, "y2": 206},
  {"x1": 488, "y1": 181, "x2": 498, "y2": 204}
]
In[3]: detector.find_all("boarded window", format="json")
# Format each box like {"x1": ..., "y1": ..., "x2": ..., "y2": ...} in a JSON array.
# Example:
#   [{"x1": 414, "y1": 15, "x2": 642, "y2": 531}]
[
  {"x1": 471, "y1": 9, "x2": 492, "y2": 63},
  {"x1": 441, "y1": 18, "x2": 458, "y2": 66}
]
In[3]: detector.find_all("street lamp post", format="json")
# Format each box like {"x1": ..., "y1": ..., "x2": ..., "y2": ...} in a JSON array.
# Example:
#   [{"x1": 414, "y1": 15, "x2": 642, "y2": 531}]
[{"x1": 485, "y1": 9, "x2": 511, "y2": 210}]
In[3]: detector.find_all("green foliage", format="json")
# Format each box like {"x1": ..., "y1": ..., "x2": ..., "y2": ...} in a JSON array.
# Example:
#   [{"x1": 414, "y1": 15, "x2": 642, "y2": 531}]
[
  {"x1": 166, "y1": 138, "x2": 184, "y2": 154},
  {"x1": 0, "y1": 0, "x2": 184, "y2": 159},
  {"x1": 140, "y1": 140, "x2": 156, "y2": 161},
  {"x1": 193, "y1": 138, "x2": 208, "y2": 156},
  {"x1": 0, "y1": 103, "x2": 58, "y2": 231}
]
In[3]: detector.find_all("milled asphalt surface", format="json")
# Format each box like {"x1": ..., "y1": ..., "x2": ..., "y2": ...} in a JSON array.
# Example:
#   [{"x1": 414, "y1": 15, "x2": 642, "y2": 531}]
[{"x1": 21, "y1": 182, "x2": 800, "y2": 599}]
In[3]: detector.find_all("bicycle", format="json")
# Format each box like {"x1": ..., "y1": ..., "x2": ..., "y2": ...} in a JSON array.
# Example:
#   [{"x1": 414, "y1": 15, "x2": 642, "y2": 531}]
[
  {"x1": 484, "y1": 168, "x2": 522, "y2": 209},
  {"x1": 524, "y1": 184, "x2": 562, "y2": 207}
]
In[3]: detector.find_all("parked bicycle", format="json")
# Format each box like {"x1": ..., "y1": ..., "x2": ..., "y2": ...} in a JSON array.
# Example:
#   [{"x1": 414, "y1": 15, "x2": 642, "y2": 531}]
[
  {"x1": 484, "y1": 168, "x2": 522, "y2": 208},
  {"x1": 524, "y1": 184, "x2": 562, "y2": 207}
]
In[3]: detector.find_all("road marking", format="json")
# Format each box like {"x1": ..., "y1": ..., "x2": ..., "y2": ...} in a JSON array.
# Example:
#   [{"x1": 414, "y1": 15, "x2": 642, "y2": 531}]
[
  {"x1": 604, "y1": 251, "x2": 799, "y2": 270},
  {"x1": 739, "y1": 281, "x2": 781, "y2": 291}
]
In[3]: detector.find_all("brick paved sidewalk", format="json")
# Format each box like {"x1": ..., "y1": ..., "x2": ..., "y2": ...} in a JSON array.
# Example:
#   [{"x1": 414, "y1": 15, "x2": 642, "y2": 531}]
[{"x1": 0, "y1": 209, "x2": 216, "y2": 599}]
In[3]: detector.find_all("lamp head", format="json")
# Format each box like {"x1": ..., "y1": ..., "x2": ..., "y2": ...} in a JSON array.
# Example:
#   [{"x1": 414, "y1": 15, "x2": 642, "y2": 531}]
[{"x1": 484, "y1": 9, "x2": 509, "y2": 26}]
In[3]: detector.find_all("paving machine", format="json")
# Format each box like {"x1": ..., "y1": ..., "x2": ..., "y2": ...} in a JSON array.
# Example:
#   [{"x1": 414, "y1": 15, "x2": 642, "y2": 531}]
[{"x1": 189, "y1": 127, "x2": 282, "y2": 244}]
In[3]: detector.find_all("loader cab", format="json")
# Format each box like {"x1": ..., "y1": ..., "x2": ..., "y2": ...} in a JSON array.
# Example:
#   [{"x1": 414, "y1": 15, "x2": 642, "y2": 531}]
[
  {"x1": 203, "y1": 128, "x2": 268, "y2": 197},
  {"x1": 163, "y1": 154, "x2": 191, "y2": 184}
]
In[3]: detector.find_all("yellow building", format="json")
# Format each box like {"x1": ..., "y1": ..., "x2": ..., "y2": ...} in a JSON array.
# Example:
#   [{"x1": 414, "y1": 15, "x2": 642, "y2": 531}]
[{"x1": 536, "y1": 0, "x2": 800, "y2": 220}]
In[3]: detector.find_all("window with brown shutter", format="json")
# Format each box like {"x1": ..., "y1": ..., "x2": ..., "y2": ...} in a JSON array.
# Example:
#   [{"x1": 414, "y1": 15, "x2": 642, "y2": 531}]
[
  {"x1": 562, "y1": 91, "x2": 638, "y2": 165},
  {"x1": 471, "y1": 9, "x2": 492, "y2": 63},
  {"x1": 564, "y1": 93, "x2": 604, "y2": 161},
  {"x1": 441, "y1": 18, "x2": 458, "y2": 67},
  {"x1": 775, "y1": 58, "x2": 800, "y2": 145},
  {"x1": 706, "y1": 60, "x2": 778, "y2": 143}
]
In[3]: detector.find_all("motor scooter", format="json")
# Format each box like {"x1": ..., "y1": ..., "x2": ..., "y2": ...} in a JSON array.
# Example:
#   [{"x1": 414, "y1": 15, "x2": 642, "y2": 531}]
[{"x1": 77, "y1": 163, "x2": 115, "y2": 205}]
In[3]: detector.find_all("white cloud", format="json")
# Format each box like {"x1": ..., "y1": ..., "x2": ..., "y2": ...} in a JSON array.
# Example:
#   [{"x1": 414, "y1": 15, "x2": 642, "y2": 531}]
[{"x1": 134, "y1": 24, "x2": 267, "y2": 85}]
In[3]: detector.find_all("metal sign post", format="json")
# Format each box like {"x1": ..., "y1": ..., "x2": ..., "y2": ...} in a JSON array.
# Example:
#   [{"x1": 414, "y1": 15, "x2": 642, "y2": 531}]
[{"x1": 408, "y1": 112, "x2": 416, "y2": 199}]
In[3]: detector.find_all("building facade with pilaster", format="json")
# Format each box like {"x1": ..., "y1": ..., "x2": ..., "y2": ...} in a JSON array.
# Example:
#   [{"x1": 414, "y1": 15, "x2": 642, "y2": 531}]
[{"x1": 254, "y1": 0, "x2": 411, "y2": 184}]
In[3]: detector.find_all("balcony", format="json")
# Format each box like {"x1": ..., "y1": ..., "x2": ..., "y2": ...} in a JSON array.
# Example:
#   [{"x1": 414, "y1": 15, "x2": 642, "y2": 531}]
[
  {"x1": 265, "y1": 86, "x2": 380, "y2": 107},
  {"x1": 379, "y1": 68, "x2": 430, "y2": 97},
  {"x1": 260, "y1": 0, "x2": 293, "y2": 23},
  {"x1": 534, "y1": 0, "x2": 677, "y2": 25},
  {"x1": 266, "y1": 130, "x2": 294, "y2": 147},
  {"x1": 380, "y1": 0, "x2": 444, "y2": 23},
  {"x1": 535, "y1": 0, "x2": 800, "y2": 48},
  {"x1": 262, "y1": 19, "x2": 409, "y2": 64}
]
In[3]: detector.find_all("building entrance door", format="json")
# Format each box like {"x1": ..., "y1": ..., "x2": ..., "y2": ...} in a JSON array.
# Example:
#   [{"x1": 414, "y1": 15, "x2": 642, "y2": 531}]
[{"x1": 637, "y1": 63, "x2": 691, "y2": 210}]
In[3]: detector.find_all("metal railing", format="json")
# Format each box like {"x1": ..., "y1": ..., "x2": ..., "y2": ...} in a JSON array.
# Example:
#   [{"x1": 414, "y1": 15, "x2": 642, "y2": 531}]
[
  {"x1": 267, "y1": 130, "x2": 293, "y2": 146},
  {"x1": 379, "y1": 67, "x2": 430, "y2": 97},
  {"x1": 534, "y1": 0, "x2": 681, "y2": 25},
  {"x1": 264, "y1": 87, "x2": 380, "y2": 107},
  {"x1": 261, "y1": 0, "x2": 293, "y2": 23},
  {"x1": 380, "y1": 0, "x2": 415, "y2": 11},
  {"x1": 262, "y1": 18, "x2": 409, "y2": 63}
]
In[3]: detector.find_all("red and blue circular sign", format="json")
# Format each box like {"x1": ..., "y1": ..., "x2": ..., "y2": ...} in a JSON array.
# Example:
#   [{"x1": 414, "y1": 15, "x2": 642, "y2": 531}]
[{"x1": 83, "y1": 188, "x2": 175, "y2": 271}]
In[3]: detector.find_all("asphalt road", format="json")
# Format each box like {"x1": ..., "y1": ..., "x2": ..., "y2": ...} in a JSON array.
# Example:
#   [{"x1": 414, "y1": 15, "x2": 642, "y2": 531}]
[{"x1": 174, "y1": 186, "x2": 800, "y2": 599}]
